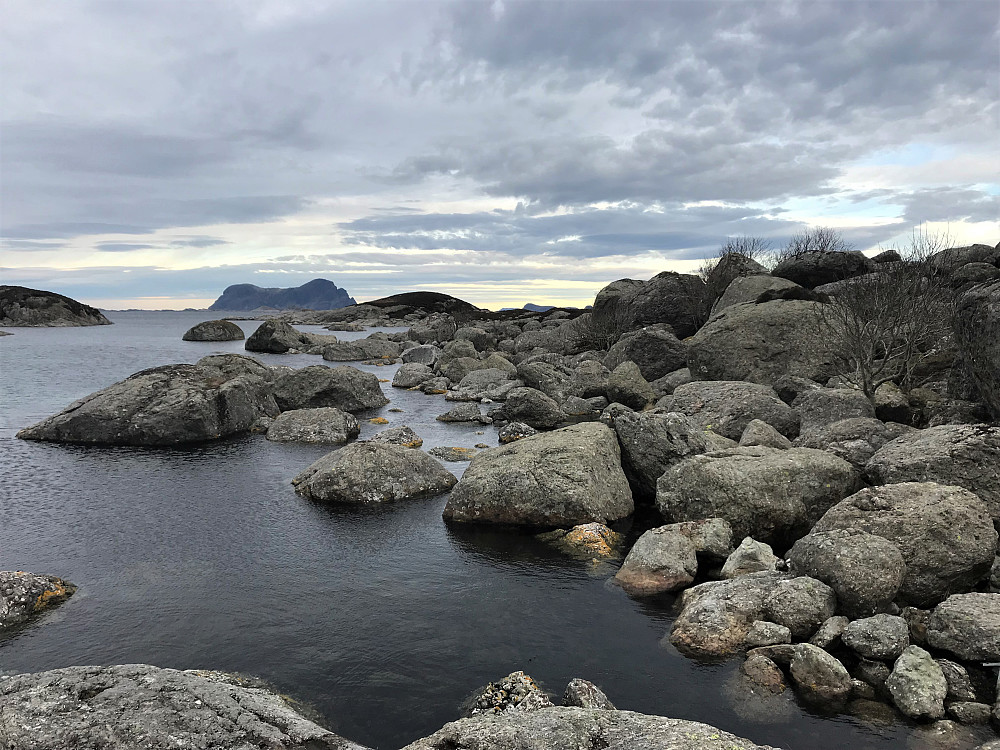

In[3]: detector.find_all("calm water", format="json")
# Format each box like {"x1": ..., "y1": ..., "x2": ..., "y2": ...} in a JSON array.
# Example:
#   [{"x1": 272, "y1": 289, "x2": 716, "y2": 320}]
[{"x1": 0, "y1": 312, "x2": 971, "y2": 749}]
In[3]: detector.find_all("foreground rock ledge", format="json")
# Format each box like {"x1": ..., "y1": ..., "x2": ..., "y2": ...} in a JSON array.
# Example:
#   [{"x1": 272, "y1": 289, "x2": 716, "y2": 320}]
[{"x1": 0, "y1": 665, "x2": 368, "y2": 750}]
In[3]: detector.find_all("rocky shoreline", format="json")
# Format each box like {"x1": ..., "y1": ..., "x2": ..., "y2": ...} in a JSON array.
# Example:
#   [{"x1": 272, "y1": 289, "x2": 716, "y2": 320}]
[{"x1": 7, "y1": 239, "x2": 1000, "y2": 749}]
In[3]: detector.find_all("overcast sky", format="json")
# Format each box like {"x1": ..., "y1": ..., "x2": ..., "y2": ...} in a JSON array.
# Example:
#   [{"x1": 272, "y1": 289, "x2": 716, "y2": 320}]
[{"x1": 2, "y1": 0, "x2": 998, "y2": 309}]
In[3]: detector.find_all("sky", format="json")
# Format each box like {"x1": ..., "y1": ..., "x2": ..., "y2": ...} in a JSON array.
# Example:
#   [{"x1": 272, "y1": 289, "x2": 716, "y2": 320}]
[{"x1": 1, "y1": 0, "x2": 998, "y2": 310}]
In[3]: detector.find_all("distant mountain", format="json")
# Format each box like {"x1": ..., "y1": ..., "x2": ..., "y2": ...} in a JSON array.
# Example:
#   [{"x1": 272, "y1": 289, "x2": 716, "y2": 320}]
[
  {"x1": 0, "y1": 285, "x2": 113, "y2": 327},
  {"x1": 208, "y1": 279, "x2": 355, "y2": 311},
  {"x1": 523, "y1": 303, "x2": 556, "y2": 312}
]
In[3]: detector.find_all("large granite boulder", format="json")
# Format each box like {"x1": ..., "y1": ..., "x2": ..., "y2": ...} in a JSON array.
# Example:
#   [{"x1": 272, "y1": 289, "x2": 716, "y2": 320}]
[
  {"x1": 656, "y1": 446, "x2": 859, "y2": 545},
  {"x1": 272, "y1": 365, "x2": 389, "y2": 413},
  {"x1": 591, "y1": 272, "x2": 707, "y2": 340},
  {"x1": 401, "y1": 705, "x2": 776, "y2": 750},
  {"x1": 930, "y1": 243, "x2": 1000, "y2": 274},
  {"x1": 292, "y1": 442, "x2": 457, "y2": 504},
  {"x1": 265, "y1": 407, "x2": 360, "y2": 444},
  {"x1": 793, "y1": 388, "x2": 874, "y2": 435},
  {"x1": 794, "y1": 417, "x2": 913, "y2": 469},
  {"x1": 443, "y1": 423, "x2": 633, "y2": 527},
  {"x1": 662, "y1": 381, "x2": 800, "y2": 441},
  {"x1": 322, "y1": 337, "x2": 401, "y2": 362},
  {"x1": 182, "y1": 319, "x2": 245, "y2": 341},
  {"x1": 864, "y1": 424, "x2": 1000, "y2": 522},
  {"x1": 0, "y1": 571, "x2": 76, "y2": 630},
  {"x1": 926, "y1": 593, "x2": 1000, "y2": 662},
  {"x1": 605, "y1": 361, "x2": 655, "y2": 410},
  {"x1": 772, "y1": 250, "x2": 874, "y2": 289},
  {"x1": 392, "y1": 362, "x2": 436, "y2": 389},
  {"x1": 493, "y1": 387, "x2": 565, "y2": 431},
  {"x1": 686, "y1": 300, "x2": 841, "y2": 386},
  {"x1": 0, "y1": 664, "x2": 367, "y2": 750},
  {"x1": 0, "y1": 285, "x2": 112, "y2": 326},
  {"x1": 603, "y1": 327, "x2": 688, "y2": 382},
  {"x1": 711, "y1": 275, "x2": 800, "y2": 314},
  {"x1": 245, "y1": 319, "x2": 315, "y2": 353},
  {"x1": 811, "y1": 483, "x2": 997, "y2": 607},
  {"x1": 17, "y1": 357, "x2": 278, "y2": 446}
]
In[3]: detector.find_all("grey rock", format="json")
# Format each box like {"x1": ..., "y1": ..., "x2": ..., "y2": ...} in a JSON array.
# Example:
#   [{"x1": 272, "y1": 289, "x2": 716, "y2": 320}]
[
  {"x1": 788, "y1": 643, "x2": 853, "y2": 705},
  {"x1": 439, "y1": 356, "x2": 489, "y2": 384},
  {"x1": 812, "y1": 482, "x2": 997, "y2": 607},
  {"x1": 497, "y1": 421, "x2": 538, "y2": 444},
  {"x1": 561, "y1": 679, "x2": 616, "y2": 710},
  {"x1": 787, "y1": 529, "x2": 907, "y2": 618},
  {"x1": 245, "y1": 319, "x2": 314, "y2": 353},
  {"x1": 560, "y1": 395, "x2": 600, "y2": 418},
  {"x1": 0, "y1": 571, "x2": 76, "y2": 630},
  {"x1": 517, "y1": 360, "x2": 575, "y2": 402},
  {"x1": 930, "y1": 243, "x2": 1000, "y2": 274},
  {"x1": 18, "y1": 359, "x2": 278, "y2": 446},
  {"x1": 407, "y1": 312, "x2": 457, "y2": 344},
  {"x1": 570, "y1": 360, "x2": 611, "y2": 399},
  {"x1": 292, "y1": 442, "x2": 457, "y2": 504},
  {"x1": 0, "y1": 664, "x2": 368, "y2": 750},
  {"x1": 794, "y1": 388, "x2": 875, "y2": 435},
  {"x1": 606, "y1": 361, "x2": 656, "y2": 411},
  {"x1": 937, "y1": 659, "x2": 977, "y2": 703},
  {"x1": 401, "y1": 705, "x2": 778, "y2": 750},
  {"x1": 392, "y1": 362, "x2": 436, "y2": 388},
  {"x1": 463, "y1": 671, "x2": 553, "y2": 717},
  {"x1": 762, "y1": 576, "x2": 837, "y2": 640},
  {"x1": 603, "y1": 327, "x2": 688, "y2": 382},
  {"x1": 810, "y1": 616, "x2": 850, "y2": 649},
  {"x1": 419, "y1": 377, "x2": 451, "y2": 395},
  {"x1": 0, "y1": 285, "x2": 112, "y2": 327},
  {"x1": 886, "y1": 645, "x2": 947, "y2": 720},
  {"x1": 908, "y1": 720, "x2": 980, "y2": 750},
  {"x1": 740, "y1": 653, "x2": 788, "y2": 694},
  {"x1": 664, "y1": 380, "x2": 800, "y2": 441},
  {"x1": 721, "y1": 537, "x2": 779, "y2": 578},
  {"x1": 649, "y1": 368, "x2": 692, "y2": 398},
  {"x1": 265, "y1": 407, "x2": 360, "y2": 444},
  {"x1": 272, "y1": 365, "x2": 390, "y2": 413},
  {"x1": 953, "y1": 279, "x2": 1000, "y2": 421},
  {"x1": 495, "y1": 387, "x2": 565, "y2": 430},
  {"x1": 842, "y1": 614, "x2": 909, "y2": 660},
  {"x1": 739, "y1": 419, "x2": 792, "y2": 449},
  {"x1": 454, "y1": 326, "x2": 495, "y2": 351},
  {"x1": 873, "y1": 381, "x2": 911, "y2": 423},
  {"x1": 673, "y1": 518, "x2": 734, "y2": 561},
  {"x1": 450, "y1": 368, "x2": 518, "y2": 401},
  {"x1": 400, "y1": 344, "x2": 441, "y2": 366},
  {"x1": 436, "y1": 402, "x2": 490, "y2": 424},
  {"x1": 853, "y1": 658, "x2": 891, "y2": 690},
  {"x1": 182, "y1": 319, "x2": 245, "y2": 341},
  {"x1": 427, "y1": 446, "x2": 479, "y2": 462},
  {"x1": 322, "y1": 337, "x2": 400, "y2": 362},
  {"x1": 772, "y1": 249, "x2": 874, "y2": 288},
  {"x1": 795, "y1": 417, "x2": 913, "y2": 469},
  {"x1": 864, "y1": 424, "x2": 1000, "y2": 522},
  {"x1": 656, "y1": 446, "x2": 860, "y2": 545},
  {"x1": 926, "y1": 593, "x2": 1000, "y2": 662},
  {"x1": 712, "y1": 275, "x2": 801, "y2": 314},
  {"x1": 687, "y1": 300, "x2": 841, "y2": 386},
  {"x1": 614, "y1": 526, "x2": 698, "y2": 596},
  {"x1": 669, "y1": 572, "x2": 786, "y2": 657},
  {"x1": 443, "y1": 423, "x2": 634, "y2": 527},
  {"x1": 591, "y1": 271, "x2": 707, "y2": 339},
  {"x1": 947, "y1": 702, "x2": 992, "y2": 725},
  {"x1": 745, "y1": 621, "x2": 792, "y2": 648},
  {"x1": 369, "y1": 425, "x2": 423, "y2": 448}
]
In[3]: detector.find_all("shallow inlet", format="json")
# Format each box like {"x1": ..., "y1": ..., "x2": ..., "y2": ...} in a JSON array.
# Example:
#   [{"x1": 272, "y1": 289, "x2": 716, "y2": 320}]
[{"x1": 0, "y1": 311, "x2": 957, "y2": 749}]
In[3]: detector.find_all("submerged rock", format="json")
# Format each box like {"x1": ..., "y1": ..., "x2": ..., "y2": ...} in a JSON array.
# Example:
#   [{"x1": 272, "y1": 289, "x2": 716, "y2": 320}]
[
  {"x1": 536, "y1": 523, "x2": 624, "y2": 560},
  {"x1": 614, "y1": 526, "x2": 698, "y2": 596},
  {"x1": 182, "y1": 319, "x2": 245, "y2": 341},
  {"x1": 0, "y1": 571, "x2": 76, "y2": 630},
  {"x1": 0, "y1": 664, "x2": 367, "y2": 750},
  {"x1": 292, "y1": 443, "x2": 457, "y2": 504}
]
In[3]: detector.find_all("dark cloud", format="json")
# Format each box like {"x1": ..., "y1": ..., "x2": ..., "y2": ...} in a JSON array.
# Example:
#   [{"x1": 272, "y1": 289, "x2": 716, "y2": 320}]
[
  {"x1": 169, "y1": 237, "x2": 231, "y2": 248},
  {"x1": 95, "y1": 243, "x2": 157, "y2": 252}
]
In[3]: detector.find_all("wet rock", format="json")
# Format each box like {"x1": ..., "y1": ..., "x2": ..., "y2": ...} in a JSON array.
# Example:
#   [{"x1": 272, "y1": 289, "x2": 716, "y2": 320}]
[
  {"x1": 740, "y1": 653, "x2": 787, "y2": 694},
  {"x1": 721, "y1": 538, "x2": 779, "y2": 579},
  {"x1": 392, "y1": 363, "x2": 436, "y2": 388},
  {"x1": 436, "y1": 403, "x2": 491, "y2": 424},
  {"x1": 669, "y1": 571, "x2": 786, "y2": 657},
  {"x1": 292, "y1": 443, "x2": 457, "y2": 504},
  {"x1": 443, "y1": 423, "x2": 634, "y2": 528},
  {"x1": 18, "y1": 359, "x2": 279, "y2": 446},
  {"x1": 687, "y1": 300, "x2": 841, "y2": 386},
  {"x1": 0, "y1": 664, "x2": 368, "y2": 750},
  {"x1": 0, "y1": 571, "x2": 76, "y2": 629},
  {"x1": 561, "y1": 678, "x2": 616, "y2": 710},
  {"x1": 400, "y1": 344, "x2": 441, "y2": 366},
  {"x1": 663, "y1": 381, "x2": 800, "y2": 441},
  {"x1": 656, "y1": 446, "x2": 859, "y2": 546},
  {"x1": 812, "y1": 482, "x2": 997, "y2": 607},
  {"x1": 245, "y1": 319, "x2": 314, "y2": 353},
  {"x1": 182, "y1": 319, "x2": 245, "y2": 341},
  {"x1": 864, "y1": 424, "x2": 1000, "y2": 522},
  {"x1": 788, "y1": 643, "x2": 853, "y2": 705},
  {"x1": 842, "y1": 615, "x2": 910, "y2": 661},
  {"x1": 795, "y1": 417, "x2": 913, "y2": 469},
  {"x1": 907, "y1": 720, "x2": 979, "y2": 750},
  {"x1": 494, "y1": 387, "x2": 565, "y2": 430},
  {"x1": 265, "y1": 407, "x2": 360, "y2": 444},
  {"x1": 794, "y1": 388, "x2": 875, "y2": 435},
  {"x1": 810, "y1": 616, "x2": 850, "y2": 650},
  {"x1": 745, "y1": 621, "x2": 792, "y2": 648},
  {"x1": 610, "y1": 409, "x2": 727, "y2": 498},
  {"x1": 427, "y1": 446, "x2": 478, "y2": 462},
  {"x1": 739, "y1": 419, "x2": 792, "y2": 449},
  {"x1": 272, "y1": 365, "x2": 390, "y2": 413},
  {"x1": 886, "y1": 646, "x2": 947, "y2": 720},
  {"x1": 938, "y1": 659, "x2": 977, "y2": 702},
  {"x1": 322, "y1": 337, "x2": 401, "y2": 362},
  {"x1": 761, "y1": 576, "x2": 837, "y2": 640},
  {"x1": 614, "y1": 526, "x2": 698, "y2": 596},
  {"x1": 536, "y1": 523, "x2": 624, "y2": 560},
  {"x1": 603, "y1": 327, "x2": 688, "y2": 382},
  {"x1": 497, "y1": 422, "x2": 537, "y2": 444},
  {"x1": 463, "y1": 671, "x2": 553, "y2": 717},
  {"x1": 926, "y1": 593, "x2": 1000, "y2": 662},
  {"x1": 369, "y1": 425, "x2": 423, "y2": 448},
  {"x1": 606, "y1": 361, "x2": 656, "y2": 411},
  {"x1": 787, "y1": 529, "x2": 906, "y2": 618}
]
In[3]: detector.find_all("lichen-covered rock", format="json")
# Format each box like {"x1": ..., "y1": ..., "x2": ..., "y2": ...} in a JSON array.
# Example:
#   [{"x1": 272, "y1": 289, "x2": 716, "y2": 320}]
[
  {"x1": 885, "y1": 646, "x2": 947, "y2": 720},
  {"x1": 182, "y1": 319, "x2": 245, "y2": 341},
  {"x1": 603, "y1": 326, "x2": 688, "y2": 382},
  {"x1": 561, "y1": 679, "x2": 616, "y2": 710},
  {"x1": 494, "y1": 387, "x2": 565, "y2": 431},
  {"x1": 811, "y1": 482, "x2": 997, "y2": 607},
  {"x1": 407, "y1": 313, "x2": 457, "y2": 344},
  {"x1": 864, "y1": 424, "x2": 1000, "y2": 522},
  {"x1": 427, "y1": 446, "x2": 478, "y2": 462},
  {"x1": 926, "y1": 593, "x2": 1000, "y2": 662},
  {"x1": 712, "y1": 275, "x2": 800, "y2": 313},
  {"x1": 400, "y1": 344, "x2": 441, "y2": 366},
  {"x1": 322, "y1": 337, "x2": 401, "y2": 362},
  {"x1": 740, "y1": 653, "x2": 787, "y2": 694},
  {"x1": 536, "y1": 523, "x2": 624, "y2": 560},
  {"x1": 787, "y1": 643, "x2": 853, "y2": 705},
  {"x1": 265, "y1": 407, "x2": 360, "y2": 444},
  {"x1": 745, "y1": 621, "x2": 792, "y2": 648},
  {"x1": 292, "y1": 443, "x2": 457, "y2": 504},
  {"x1": 663, "y1": 381, "x2": 800, "y2": 441},
  {"x1": 369, "y1": 425, "x2": 423, "y2": 448},
  {"x1": 721, "y1": 537, "x2": 779, "y2": 579},
  {"x1": 497, "y1": 421, "x2": 538, "y2": 444},
  {"x1": 392, "y1": 362, "x2": 436, "y2": 388},
  {"x1": 793, "y1": 388, "x2": 875, "y2": 435},
  {"x1": 0, "y1": 571, "x2": 76, "y2": 630},
  {"x1": 450, "y1": 368, "x2": 518, "y2": 402},
  {"x1": 436, "y1": 403, "x2": 490, "y2": 424},
  {"x1": 772, "y1": 250, "x2": 873, "y2": 289},
  {"x1": 463, "y1": 672, "x2": 553, "y2": 717},
  {"x1": 794, "y1": 417, "x2": 913, "y2": 469},
  {"x1": 0, "y1": 664, "x2": 367, "y2": 750},
  {"x1": 591, "y1": 271, "x2": 707, "y2": 339},
  {"x1": 656, "y1": 446, "x2": 859, "y2": 545},
  {"x1": 605, "y1": 361, "x2": 656, "y2": 411},
  {"x1": 739, "y1": 419, "x2": 792, "y2": 449},
  {"x1": 614, "y1": 526, "x2": 698, "y2": 596},
  {"x1": 443, "y1": 423, "x2": 633, "y2": 527},
  {"x1": 787, "y1": 529, "x2": 906, "y2": 618},
  {"x1": 810, "y1": 616, "x2": 850, "y2": 650},
  {"x1": 761, "y1": 576, "x2": 837, "y2": 640},
  {"x1": 842, "y1": 615, "x2": 909, "y2": 661},
  {"x1": 245, "y1": 319, "x2": 315, "y2": 353},
  {"x1": 272, "y1": 365, "x2": 389, "y2": 413}
]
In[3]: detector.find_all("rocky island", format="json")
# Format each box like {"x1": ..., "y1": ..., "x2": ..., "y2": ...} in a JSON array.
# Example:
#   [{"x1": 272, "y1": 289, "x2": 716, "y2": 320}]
[
  {"x1": 0, "y1": 285, "x2": 112, "y2": 327},
  {"x1": 208, "y1": 278, "x2": 355, "y2": 311}
]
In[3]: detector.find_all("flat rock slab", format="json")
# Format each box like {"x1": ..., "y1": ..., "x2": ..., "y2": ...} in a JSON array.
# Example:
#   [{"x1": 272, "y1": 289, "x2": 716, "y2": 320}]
[
  {"x1": 0, "y1": 664, "x2": 367, "y2": 750},
  {"x1": 401, "y1": 706, "x2": 778, "y2": 750},
  {"x1": 0, "y1": 571, "x2": 76, "y2": 629}
]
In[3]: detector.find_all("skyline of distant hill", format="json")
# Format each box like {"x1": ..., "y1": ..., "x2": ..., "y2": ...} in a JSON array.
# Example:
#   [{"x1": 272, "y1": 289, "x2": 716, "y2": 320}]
[{"x1": 208, "y1": 279, "x2": 355, "y2": 311}]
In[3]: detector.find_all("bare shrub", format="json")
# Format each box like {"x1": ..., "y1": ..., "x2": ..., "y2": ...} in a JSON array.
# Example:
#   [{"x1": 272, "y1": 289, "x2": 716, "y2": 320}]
[
  {"x1": 814, "y1": 228, "x2": 955, "y2": 401},
  {"x1": 781, "y1": 226, "x2": 853, "y2": 260},
  {"x1": 570, "y1": 300, "x2": 635, "y2": 351}
]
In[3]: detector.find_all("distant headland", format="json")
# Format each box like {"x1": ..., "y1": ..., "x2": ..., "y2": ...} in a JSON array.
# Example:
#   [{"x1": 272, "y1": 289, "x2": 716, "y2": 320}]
[{"x1": 208, "y1": 278, "x2": 355, "y2": 311}]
